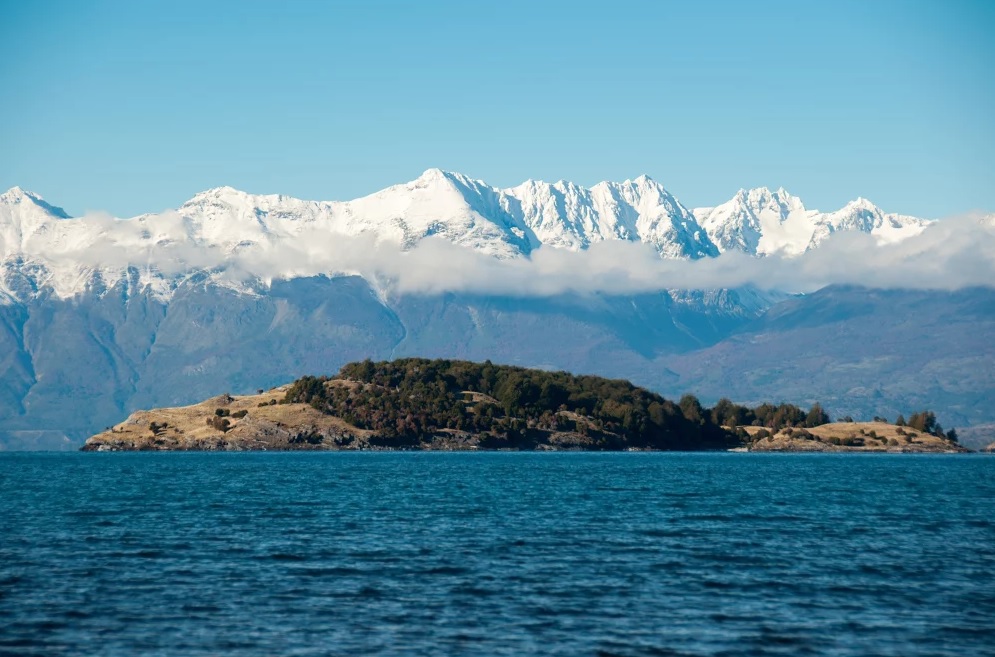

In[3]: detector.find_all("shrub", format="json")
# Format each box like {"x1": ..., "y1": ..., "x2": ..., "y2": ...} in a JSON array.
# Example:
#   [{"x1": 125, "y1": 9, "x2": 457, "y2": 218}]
[
  {"x1": 231, "y1": 410, "x2": 248, "y2": 419},
  {"x1": 207, "y1": 416, "x2": 231, "y2": 432}
]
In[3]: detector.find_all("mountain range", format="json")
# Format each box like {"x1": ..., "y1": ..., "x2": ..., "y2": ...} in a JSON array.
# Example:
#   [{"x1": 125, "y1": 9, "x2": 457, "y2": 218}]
[
  {"x1": 0, "y1": 171, "x2": 992, "y2": 450},
  {"x1": 0, "y1": 170, "x2": 939, "y2": 301}
]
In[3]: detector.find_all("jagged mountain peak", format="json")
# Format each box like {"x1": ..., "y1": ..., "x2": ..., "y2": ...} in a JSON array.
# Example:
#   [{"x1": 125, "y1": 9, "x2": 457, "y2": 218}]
[
  {"x1": 840, "y1": 196, "x2": 880, "y2": 211},
  {"x1": 730, "y1": 186, "x2": 805, "y2": 211},
  {"x1": 505, "y1": 174, "x2": 713, "y2": 258},
  {"x1": 2, "y1": 185, "x2": 30, "y2": 200},
  {"x1": 408, "y1": 168, "x2": 487, "y2": 192},
  {"x1": 697, "y1": 188, "x2": 933, "y2": 256},
  {"x1": 181, "y1": 185, "x2": 300, "y2": 209},
  {"x1": 1, "y1": 186, "x2": 71, "y2": 220}
]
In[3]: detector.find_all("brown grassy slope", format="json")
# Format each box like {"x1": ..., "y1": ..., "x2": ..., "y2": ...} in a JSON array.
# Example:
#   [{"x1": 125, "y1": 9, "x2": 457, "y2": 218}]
[
  {"x1": 746, "y1": 422, "x2": 968, "y2": 453},
  {"x1": 81, "y1": 386, "x2": 371, "y2": 451}
]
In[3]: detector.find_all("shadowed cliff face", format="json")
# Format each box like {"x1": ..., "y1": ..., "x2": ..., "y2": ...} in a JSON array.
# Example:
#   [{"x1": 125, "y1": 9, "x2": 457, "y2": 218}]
[{"x1": 0, "y1": 280, "x2": 993, "y2": 450}]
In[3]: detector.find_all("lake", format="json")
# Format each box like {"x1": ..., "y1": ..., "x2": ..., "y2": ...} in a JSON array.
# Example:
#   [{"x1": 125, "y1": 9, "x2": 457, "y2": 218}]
[{"x1": 1, "y1": 452, "x2": 993, "y2": 656}]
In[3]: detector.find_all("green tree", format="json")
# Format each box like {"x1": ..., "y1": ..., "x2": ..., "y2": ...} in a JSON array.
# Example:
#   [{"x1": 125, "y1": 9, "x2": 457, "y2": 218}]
[
  {"x1": 804, "y1": 403, "x2": 830, "y2": 428},
  {"x1": 679, "y1": 394, "x2": 705, "y2": 425},
  {"x1": 908, "y1": 411, "x2": 937, "y2": 434}
]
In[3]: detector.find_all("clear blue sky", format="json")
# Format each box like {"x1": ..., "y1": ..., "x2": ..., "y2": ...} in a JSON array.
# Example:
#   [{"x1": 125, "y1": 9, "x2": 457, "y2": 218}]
[{"x1": 1, "y1": 0, "x2": 993, "y2": 218}]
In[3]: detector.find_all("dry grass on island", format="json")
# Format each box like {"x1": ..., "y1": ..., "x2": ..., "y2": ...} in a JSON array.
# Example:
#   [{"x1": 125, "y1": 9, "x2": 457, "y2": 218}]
[
  {"x1": 82, "y1": 385, "x2": 374, "y2": 452},
  {"x1": 742, "y1": 422, "x2": 967, "y2": 453}
]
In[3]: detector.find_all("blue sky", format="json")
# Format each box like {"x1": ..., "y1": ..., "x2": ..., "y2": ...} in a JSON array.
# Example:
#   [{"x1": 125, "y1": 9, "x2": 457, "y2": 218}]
[{"x1": 1, "y1": 0, "x2": 992, "y2": 218}]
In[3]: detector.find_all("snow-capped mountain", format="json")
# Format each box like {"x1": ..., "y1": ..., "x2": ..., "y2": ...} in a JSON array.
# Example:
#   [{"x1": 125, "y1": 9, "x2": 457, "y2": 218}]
[
  {"x1": 0, "y1": 170, "x2": 718, "y2": 300},
  {"x1": 508, "y1": 175, "x2": 716, "y2": 258},
  {"x1": 693, "y1": 187, "x2": 931, "y2": 256},
  {"x1": 0, "y1": 170, "x2": 957, "y2": 301},
  {"x1": 0, "y1": 186, "x2": 71, "y2": 250}
]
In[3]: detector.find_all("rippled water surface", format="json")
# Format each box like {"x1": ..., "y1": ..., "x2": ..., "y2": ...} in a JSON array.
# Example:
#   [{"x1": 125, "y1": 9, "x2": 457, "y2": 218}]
[{"x1": 1, "y1": 453, "x2": 993, "y2": 656}]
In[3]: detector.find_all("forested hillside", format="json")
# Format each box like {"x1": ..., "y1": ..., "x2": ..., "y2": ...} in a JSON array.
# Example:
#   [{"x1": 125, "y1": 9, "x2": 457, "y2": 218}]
[{"x1": 284, "y1": 359, "x2": 845, "y2": 450}]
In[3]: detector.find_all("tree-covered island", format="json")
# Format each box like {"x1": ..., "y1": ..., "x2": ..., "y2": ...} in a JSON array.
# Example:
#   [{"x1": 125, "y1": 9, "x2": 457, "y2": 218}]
[{"x1": 82, "y1": 358, "x2": 967, "y2": 453}]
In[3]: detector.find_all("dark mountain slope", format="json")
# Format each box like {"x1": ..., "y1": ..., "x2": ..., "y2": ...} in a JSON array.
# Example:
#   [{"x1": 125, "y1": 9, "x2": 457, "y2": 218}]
[{"x1": 660, "y1": 286, "x2": 995, "y2": 427}]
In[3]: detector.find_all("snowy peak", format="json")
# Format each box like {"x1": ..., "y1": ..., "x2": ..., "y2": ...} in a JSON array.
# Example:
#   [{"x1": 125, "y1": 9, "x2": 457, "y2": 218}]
[
  {"x1": 696, "y1": 188, "x2": 932, "y2": 256},
  {"x1": 695, "y1": 186, "x2": 816, "y2": 256},
  {"x1": 506, "y1": 175, "x2": 715, "y2": 259},
  {"x1": 816, "y1": 197, "x2": 930, "y2": 247},
  {"x1": 1, "y1": 186, "x2": 71, "y2": 220},
  {"x1": 732, "y1": 186, "x2": 806, "y2": 214},
  {"x1": 1, "y1": 186, "x2": 74, "y2": 255},
  {"x1": 343, "y1": 168, "x2": 535, "y2": 257}
]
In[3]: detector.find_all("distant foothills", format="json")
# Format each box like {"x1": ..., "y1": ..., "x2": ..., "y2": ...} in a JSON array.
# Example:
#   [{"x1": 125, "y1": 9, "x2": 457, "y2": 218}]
[{"x1": 82, "y1": 359, "x2": 968, "y2": 453}]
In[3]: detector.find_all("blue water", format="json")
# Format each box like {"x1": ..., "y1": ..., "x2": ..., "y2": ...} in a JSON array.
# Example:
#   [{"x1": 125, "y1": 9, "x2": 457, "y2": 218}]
[{"x1": 1, "y1": 453, "x2": 993, "y2": 656}]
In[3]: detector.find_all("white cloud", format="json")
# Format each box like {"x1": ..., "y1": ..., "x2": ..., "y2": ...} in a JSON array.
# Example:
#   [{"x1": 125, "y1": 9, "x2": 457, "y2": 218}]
[
  {"x1": 356, "y1": 217, "x2": 995, "y2": 296},
  {"x1": 13, "y1": 213, "x2": 995, "y2": 299}
]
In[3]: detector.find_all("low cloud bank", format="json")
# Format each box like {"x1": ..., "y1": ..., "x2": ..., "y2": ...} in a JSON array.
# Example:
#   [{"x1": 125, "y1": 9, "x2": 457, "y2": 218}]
[
  {"x1": 39, "y1": 214, "x2": 995, "y2": 297},
  {"x1": 244, "y1": 217, "x2": 995, "y2": 296}
]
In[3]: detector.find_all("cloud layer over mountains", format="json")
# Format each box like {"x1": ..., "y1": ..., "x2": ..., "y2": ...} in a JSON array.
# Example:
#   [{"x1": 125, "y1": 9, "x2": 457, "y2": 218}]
[
  {"x1": 1, "y1": 170, "x2": 993, "y2": 301},
  {"x1": 207, "y1": 216, "x2": 995, "y2": 296},
  {"x1": 386, "y1": 218, "x2": 995, "y2": 295}
]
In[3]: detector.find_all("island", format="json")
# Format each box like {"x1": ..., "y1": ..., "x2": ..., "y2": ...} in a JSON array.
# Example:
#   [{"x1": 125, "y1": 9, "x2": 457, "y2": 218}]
[{"x1": 81, "y1": 358, "x2": 968, "y2": 453}]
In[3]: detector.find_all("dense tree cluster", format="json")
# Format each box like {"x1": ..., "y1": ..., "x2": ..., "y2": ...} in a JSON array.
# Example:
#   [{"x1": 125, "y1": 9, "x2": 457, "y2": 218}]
[
  {"x1": 282, "y1": 359, "x2": 844, "y2": 450},
  {"x1": 906, "y1": 410, "x2": 958, "y2": 442},
  {"x1": 709, "y1": 398, "x2": 830, "y2": 431}
]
